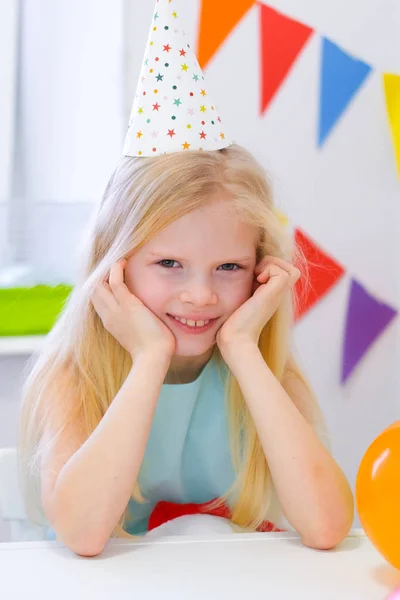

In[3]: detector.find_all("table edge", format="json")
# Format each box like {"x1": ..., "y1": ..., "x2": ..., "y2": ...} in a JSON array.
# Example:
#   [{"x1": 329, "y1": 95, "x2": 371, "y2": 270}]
[{"x1": 0, "y1": 528, "x2": 367, "y2": 551}]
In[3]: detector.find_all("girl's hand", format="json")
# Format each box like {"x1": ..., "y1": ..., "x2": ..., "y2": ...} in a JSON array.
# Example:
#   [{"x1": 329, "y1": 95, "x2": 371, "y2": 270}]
[
  {"x1": 90, "y1": 259, "x2": 176, "y2": 359},
  {"x1": 216, "y1": 256, "x2": 300, "y2": 356}
]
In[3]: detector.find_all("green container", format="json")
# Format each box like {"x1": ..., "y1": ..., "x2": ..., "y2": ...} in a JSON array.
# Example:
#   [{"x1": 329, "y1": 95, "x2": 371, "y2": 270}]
[{"x1": 0, "y1": 285, "x2": 73, "y2": 336}]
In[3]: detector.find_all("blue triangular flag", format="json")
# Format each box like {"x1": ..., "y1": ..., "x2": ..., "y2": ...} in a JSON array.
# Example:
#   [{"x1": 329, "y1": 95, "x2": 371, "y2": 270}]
[
  {"x1": 318, "y1": 38, "x2": 372, "y2": 146},
  {"x1": 341, "y1": 279, "x2": 397, "y2": 384}
]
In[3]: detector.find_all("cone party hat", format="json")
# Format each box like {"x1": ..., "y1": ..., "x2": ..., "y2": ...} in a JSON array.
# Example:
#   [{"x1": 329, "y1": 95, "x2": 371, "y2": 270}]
[{"x1": 123, "y1": 0, "x2": 232, "y2": 157}]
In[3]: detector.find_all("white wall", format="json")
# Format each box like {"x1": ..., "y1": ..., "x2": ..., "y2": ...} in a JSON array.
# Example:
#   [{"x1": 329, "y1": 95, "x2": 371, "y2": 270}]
[
  {"x1": 0, "y1": 0, "x2": 18, "y2": 267},
  {"x1": 0, "y1": 0, "x2": 17, "y2": 204},
  {"x1": 17, "y1": 0, "x2": 125, "y2": 204},
  {"x1": 4, "y1": 0, "x2": 126, "y2": 283}
]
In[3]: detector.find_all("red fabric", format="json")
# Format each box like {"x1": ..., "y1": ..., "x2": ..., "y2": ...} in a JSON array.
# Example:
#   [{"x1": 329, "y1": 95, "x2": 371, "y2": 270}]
[{"x1": 148, "y1": 499, "x2": 284, "y2": 533}]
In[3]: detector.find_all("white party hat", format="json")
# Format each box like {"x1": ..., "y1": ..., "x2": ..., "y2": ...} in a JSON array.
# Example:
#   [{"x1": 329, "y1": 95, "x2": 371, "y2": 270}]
[{"x1": 123, "y1": 0, "x2": 232, "y2": 157}]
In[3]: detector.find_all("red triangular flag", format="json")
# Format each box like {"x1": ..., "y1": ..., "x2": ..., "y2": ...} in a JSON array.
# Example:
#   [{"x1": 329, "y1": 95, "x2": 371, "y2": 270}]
[
  {"x1": 294, "y1": 228, "x2": 346, "y2": 321},
  {"x1": 260, "y1": 4, "x2": 314, "y2": 115}
]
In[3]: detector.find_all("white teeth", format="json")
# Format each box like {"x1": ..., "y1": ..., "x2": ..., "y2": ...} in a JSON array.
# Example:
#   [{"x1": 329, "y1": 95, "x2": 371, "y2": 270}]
[{"x1": 173, "y1": 316, "x2": 210, "y2": 328}]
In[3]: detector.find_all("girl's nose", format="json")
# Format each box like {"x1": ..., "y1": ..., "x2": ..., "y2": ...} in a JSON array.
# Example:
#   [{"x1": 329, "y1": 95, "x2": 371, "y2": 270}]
[{"x1": 179, "y1": 279, "x2": 218, "y2": 307}]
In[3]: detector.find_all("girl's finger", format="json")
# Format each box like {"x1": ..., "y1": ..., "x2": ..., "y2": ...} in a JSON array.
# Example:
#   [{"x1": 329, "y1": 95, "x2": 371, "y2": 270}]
[
  {"x1": 108, "y1": 259, "x2": 141, "y2": 308},
  {"x1": 255, "y1": 264, "x2": 286, "y2": 286},
  {"x1": 270, "y1": 256, "x2": 300, "y2": 281},
  {"x1": 256, "y1": 262, "x2": 287, "y2": 282},
  {"x1": 252, "y1": 265, "x2": 290, "y2": 302},
  {"x1": 255, "y1": 255, "x2": 292, "y2": 274},
  {"x1": 256, "y1": 256, "x2": 300, "y2": 283},
  {"x1": 91, "y1": 280, "x2": 119, "y2": 314},
  {"x1": 254, "y1": 256, "x2": 270, "y2": 276}
]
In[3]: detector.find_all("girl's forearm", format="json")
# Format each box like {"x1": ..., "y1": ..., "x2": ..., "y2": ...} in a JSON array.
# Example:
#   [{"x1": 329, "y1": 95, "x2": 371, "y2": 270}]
[
  {"x1": 49, "y1": 351, "x2": 170, "y2": 555},
  {"x1": 224, "y1": 343, "x2": 354, "y2": 549}
]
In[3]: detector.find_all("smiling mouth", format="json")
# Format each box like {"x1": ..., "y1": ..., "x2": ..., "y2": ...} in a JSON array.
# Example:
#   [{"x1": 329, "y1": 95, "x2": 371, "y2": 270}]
[{"x1": 167, "y1": 314, "x2": 218, "y2": 330}]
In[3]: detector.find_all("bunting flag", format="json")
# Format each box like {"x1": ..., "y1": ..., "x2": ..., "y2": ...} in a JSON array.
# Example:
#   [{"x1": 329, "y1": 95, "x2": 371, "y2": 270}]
[
  {"x1": 318, "y1": 38, "x2": 372, "y2": 146},
  {"x1": 260, "y1": 3, "x2": 313, "y2": 115},
  {"x1": 196, "y1": 1, "x2": 399, "y2": 161},
  {"x1": 197, "y1": 0, "x2": 255, "y2": 69},
  {"x1": 276, "y1": 210, "x2": 288, "y2": 227},
  {"x1": 341, "y1": 279, "x2": 397, "y2": 383},
  {"x1": 294, "y1": 228, "x2": 346, "y2": 321},
  {"x1": 383, "y1": 73, "x2": 400, "y2": 178}
]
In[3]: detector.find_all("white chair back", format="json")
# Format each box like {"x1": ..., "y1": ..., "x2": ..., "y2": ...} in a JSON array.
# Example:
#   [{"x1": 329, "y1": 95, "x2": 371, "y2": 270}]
[{"x1": 0, "y1": 447, "x2": 53, "y2": 542}]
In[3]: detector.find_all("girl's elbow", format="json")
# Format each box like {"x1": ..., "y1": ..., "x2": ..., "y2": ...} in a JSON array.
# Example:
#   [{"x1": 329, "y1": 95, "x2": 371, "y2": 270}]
[
  {"x1": 55, "y1": 527, "x2": 108, "y2": 557},
  {"x1": 302, "y1": 525, "x2": 348, "y2": 550},
  {"x1": 68, "y1": 537, "x2": 107, "y2": 557},
  {"x1": 302, "y1": 509, "x2": 354, "y2": 550}
]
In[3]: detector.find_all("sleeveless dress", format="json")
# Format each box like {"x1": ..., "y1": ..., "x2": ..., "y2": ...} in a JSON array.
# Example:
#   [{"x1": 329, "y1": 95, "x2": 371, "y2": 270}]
[
  {"x1": 44, "y1": 353, "x2": 281, "y2": 541},
  {"x1": 123, "y1": 354, "x2": 237, "y2": 536}
]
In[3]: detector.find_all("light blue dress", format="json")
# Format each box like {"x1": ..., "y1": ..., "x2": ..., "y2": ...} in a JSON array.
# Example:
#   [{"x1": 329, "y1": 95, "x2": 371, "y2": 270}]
[
  {"x1": 44, "y1": 353, "x2": 235, "y2": 541},
  {"x1": 124, "y1": 353, "x2": 236, "y2": 535}
]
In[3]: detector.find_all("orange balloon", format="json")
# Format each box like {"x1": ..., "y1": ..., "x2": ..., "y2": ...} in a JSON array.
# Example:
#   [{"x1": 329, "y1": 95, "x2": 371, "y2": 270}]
[{"x1": 356, "y1": 421, "x2": 400, "y2": 570}]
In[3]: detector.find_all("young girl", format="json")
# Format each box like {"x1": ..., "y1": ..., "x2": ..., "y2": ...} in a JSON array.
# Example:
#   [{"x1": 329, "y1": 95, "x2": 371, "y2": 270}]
[{"x1": 18, "y1": 0, "x2": 354, "y2": 557}]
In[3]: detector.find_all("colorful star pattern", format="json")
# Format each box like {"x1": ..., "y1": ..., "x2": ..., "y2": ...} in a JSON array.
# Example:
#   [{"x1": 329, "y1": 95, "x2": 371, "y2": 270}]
[{"x1": 123, "y1": 0, "x2": 231, "y2": 157}]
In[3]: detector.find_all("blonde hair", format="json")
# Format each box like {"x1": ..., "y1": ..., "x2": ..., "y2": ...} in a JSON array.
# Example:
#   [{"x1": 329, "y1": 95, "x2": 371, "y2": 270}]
[{"x1": 18, "y1": 143, "x2": 326, "y2": 535}]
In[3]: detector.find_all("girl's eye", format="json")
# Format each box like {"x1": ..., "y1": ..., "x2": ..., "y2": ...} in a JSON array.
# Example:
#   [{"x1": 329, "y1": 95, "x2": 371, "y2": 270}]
[
  {"x1": 158, "y1": 259, "x2": 179, "y2": 268},
  {"x1": 157, "y1": 261, "x2": 242, "y2": 271},
  {"x1": 219, "y1": 263, "x2": 242, "y2": 271}
]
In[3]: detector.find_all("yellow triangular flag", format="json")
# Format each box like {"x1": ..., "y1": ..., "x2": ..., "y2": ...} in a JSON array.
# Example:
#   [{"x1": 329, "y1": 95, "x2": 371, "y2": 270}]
[
  {"x1": 383, "y1": 74, "x2": 400, "y2": 178},
  {"x1": 276, "y1": 211, "x2": 289, "y2": 227}
]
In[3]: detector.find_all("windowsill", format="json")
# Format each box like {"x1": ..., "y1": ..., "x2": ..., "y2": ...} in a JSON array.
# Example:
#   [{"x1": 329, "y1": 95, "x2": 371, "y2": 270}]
[{"x1": 0, "y1": 336, "x2": 46, "y2": 356}]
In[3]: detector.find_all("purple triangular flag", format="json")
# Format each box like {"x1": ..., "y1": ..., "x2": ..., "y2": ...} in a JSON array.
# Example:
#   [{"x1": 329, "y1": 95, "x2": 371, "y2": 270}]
[{"x1": 341, "y1": 279, "x2": 397, "y2": 383}]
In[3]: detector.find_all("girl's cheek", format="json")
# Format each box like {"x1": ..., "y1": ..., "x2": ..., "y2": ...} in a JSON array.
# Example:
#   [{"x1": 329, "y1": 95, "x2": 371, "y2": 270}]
[
  {"x1": 125, "y1": 269, "x2": 155, "y2": 299},
  {"x1": 139, "y1": 278, "x2": 163, "y2": 299},
  {"x1": 220, "y1": 280, "x2": 254, "y2": 308}
]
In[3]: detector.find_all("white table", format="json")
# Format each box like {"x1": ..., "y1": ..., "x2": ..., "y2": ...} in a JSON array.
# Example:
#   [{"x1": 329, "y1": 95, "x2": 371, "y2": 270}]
[{"x1": 1, "y1": 530, "x2": 400, "y2": 599}]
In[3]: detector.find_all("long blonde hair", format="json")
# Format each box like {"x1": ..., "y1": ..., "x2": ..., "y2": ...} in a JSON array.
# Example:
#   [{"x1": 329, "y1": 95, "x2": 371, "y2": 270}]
[{"x1": 19, "y1": 143, "x2": 325, "y2": 534}]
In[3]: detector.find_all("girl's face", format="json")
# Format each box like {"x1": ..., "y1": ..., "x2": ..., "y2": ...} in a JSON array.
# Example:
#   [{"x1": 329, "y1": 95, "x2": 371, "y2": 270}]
[{"x1": 125, "y1": 195, "x2": 258, "y2": 358}]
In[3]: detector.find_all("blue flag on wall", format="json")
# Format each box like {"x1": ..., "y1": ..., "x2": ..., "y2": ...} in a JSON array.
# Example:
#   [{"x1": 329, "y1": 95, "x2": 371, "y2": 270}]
[{"x1": 318, "y1": 38, "x2": 372, "y2": 146}]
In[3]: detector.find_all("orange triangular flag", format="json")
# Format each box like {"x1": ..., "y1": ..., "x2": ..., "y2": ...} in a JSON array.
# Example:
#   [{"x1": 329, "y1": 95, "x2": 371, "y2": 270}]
[
  {"x1": 294, "y1": 228, "x2": 346, "y2": 321},
  {"x1": 197, "y1": 0, "x2": 255, "y2": 69}
]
